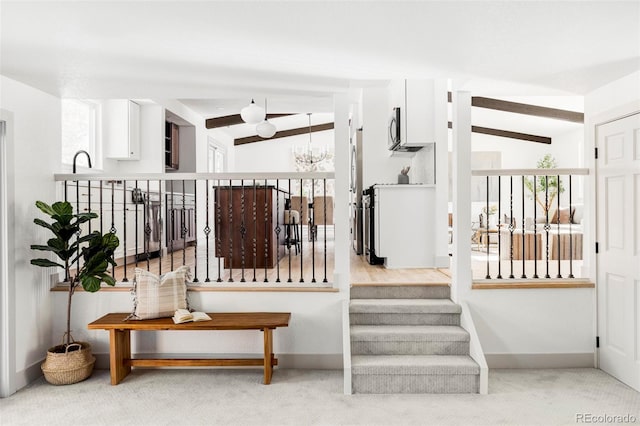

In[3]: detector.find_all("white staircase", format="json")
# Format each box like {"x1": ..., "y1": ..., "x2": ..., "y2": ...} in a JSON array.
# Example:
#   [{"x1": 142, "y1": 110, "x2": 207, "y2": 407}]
[{"x1": 349, "y1": 284, "x2": 481, "y2": 394}]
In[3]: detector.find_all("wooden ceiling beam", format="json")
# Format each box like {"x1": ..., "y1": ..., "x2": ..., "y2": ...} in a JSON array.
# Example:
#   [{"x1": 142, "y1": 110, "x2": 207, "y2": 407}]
[
  {"x1": 471, "y1": 97, "x2": 584, "y2": 123},
  {"x1": 448, "y1": 121, "x2": 551, "y2": 144},
  {"x1": 206, "y1": 113, "x2": 295, "y2": 129},
  {"x1": 234, "y1": 122, "x2": 334, "y2": 146},
  {"x1": 446, "y1": 92, "x2": 583, "y2": 123}
]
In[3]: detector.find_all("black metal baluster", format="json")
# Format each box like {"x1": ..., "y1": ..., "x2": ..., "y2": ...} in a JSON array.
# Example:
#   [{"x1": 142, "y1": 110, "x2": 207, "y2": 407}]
[
  {"x1": 323, "y1": 179, "x2": 328, "y2": 283},
  {"x1": 497, "y1": 176, "x2": 502, "y2": 279},
  {"x1": 556, "y1": 174, "x2": 562, "y2": 278},
  {"x1": 264, "y1": 179, "x2": 269, "y2": 283},
  {"x1": 193, "y1": 180, "x2": 198, "y2": 282},
  {"x1": 532, "y1": 176, "x2": 539, "y2": 279},
  {"x1": 181, "y1": 180, "x2": 187, "y2": 267},
  {"x1": 252, "y1": 180, "x2": 257, "y2": 282},
  {"x1": 544, "y1": 176, "x2": 551, "y2": 279},
  {"x1": 158, "y1": 180, "x2": 163, "y2": 276},
  {"x1": 568, "y1": 175, "x2": 574, "y2": 279},
  {"x1": 311, "y1": 178, "x2": 316, "y2": 283},
  {"x1": 122, "y1": 180, "x2": 128, "y2": 282},
  {"x1": 145, "y1": 180, "x2": 151, "y2": 271},
  {"x1": 240, "y1": 180, "x2": 246, "y2": 282},
  {"x1": 287, "y1": 179, "x2": 292, "y2": 283},
  {"x1": 99, "y1": 181, "x2": 103, "y2": 235},
  {"x1": 134, "y1": 180, "x2": 138, "y2": 269},
  {"x1": 521, "y1": 176, "x2": 526, "y2": 279},
  {"x1": 110, "y1": 181, "x2": 116, "y2": 277},
  {"x1": 274, "y1": 179, "x2": 281, "y2": 283},
  {"x1": 75, "y1": 180, "x2": 80, "y2": 279},
  {"x1": 485, "y1": 176, "x2": 491, "y2": 279},
  {"x1": 228, "y1": 181, "x2": 234, "y2": 282},
  {"x1": 216, "y1": 180, "x2": 222, "y2": 283},
  {"x1": 508, "y1": 176, "x2": 515, "y2": 279},
  {"x1": 87, "y1": 183, "x2": 92, "y2": 234},
  {"x1": 170, "y1": 180, "x2": 174, "y2": 271},
  {"x1": 299, "y1": 178, "x2": 304, "y2": 283},
  {"x1": 204, "y1": 179, "x2": 211, "y2": 282},
  {"x1": 64, "y1": 180, "x2": 68, "y2": 278}
]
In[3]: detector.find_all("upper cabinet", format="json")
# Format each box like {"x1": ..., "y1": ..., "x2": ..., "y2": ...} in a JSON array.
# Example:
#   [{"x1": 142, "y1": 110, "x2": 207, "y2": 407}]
[
  {"x1": 164, "y1": 121, "x2": 179, "y2": 170},
  {"x1": 388, "y1": 79, "x2": 435, "y2": 148},
  {"x1": 105, "y1": 100, "x2": 140, "y2": 160}
]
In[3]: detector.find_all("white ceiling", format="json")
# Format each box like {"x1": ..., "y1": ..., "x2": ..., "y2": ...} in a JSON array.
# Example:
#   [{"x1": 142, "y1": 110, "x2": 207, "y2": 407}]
[{"x1": 1, "y1": 1, "x2": 638, "y2": 131}]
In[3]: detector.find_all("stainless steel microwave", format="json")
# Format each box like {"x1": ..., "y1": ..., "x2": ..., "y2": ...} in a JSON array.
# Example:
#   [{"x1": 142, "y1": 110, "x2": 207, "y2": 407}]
[{"x1": 388, "y1": 107, "x2": 401, "y2": 150}]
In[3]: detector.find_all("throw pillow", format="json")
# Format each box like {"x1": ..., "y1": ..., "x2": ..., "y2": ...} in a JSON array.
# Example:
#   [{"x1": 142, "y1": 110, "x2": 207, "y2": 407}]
[
  {"x1": 129, "y1": 266, "x2": 191, "y2": 320},
  {"x1": 550, "y1": 207, "x2": 574, "y2": 224}
]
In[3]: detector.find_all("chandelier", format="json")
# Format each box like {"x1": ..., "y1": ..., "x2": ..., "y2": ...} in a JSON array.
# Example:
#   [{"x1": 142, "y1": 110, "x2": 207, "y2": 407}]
[{"x1": 293, "y1": 113, "x2": 328, "y2": 165}]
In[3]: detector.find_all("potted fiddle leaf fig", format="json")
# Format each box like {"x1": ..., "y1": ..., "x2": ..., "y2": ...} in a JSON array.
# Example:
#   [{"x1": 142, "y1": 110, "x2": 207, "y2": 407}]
[{"x1": 30, "y1": 200, "x2": 119, "y2": 384}]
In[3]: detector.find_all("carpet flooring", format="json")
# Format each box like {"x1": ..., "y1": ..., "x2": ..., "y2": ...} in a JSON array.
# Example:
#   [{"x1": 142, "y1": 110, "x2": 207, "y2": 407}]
[{"x1": 1, "y1": 368, "x2": 639, "y2": 425}]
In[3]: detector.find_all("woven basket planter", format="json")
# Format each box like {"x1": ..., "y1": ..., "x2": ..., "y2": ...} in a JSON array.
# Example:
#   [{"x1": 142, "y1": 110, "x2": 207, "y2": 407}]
[{"x1": 41, "y1": 341, "x2": 95, "y2": 385}]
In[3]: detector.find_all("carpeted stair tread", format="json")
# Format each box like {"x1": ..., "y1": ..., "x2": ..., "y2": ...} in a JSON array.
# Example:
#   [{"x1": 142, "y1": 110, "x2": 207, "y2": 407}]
[
  {"x1": 350, "y1": 284, "x2": 450, "y2": 299},
  {"x1": 351, "y1": 355, "x2": 480, "y2": 375},
  {"x1": 350, "y1": 325, "x2": 469, "y2": 342},
  {"x1": 349, "y1": 299, "x2": 461, "y2": 314}
]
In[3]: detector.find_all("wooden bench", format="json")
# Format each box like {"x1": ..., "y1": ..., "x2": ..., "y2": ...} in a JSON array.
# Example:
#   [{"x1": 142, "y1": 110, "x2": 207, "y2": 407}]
[{"x1": 88, "y1": 312, "x2": 291, "y2": 385}]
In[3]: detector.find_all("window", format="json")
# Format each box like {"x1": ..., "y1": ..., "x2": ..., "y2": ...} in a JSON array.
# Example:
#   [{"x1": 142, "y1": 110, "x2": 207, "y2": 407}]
[
  {"x1": 61, "y1": 99, "x2": 98, "y2": 166},
  {"x1": 207, "y1": 138, "x2": 226, "y2": 173}
]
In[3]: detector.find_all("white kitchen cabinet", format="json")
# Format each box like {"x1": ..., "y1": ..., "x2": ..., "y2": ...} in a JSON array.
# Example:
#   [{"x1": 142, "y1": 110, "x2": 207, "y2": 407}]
[
  {"x1": 388, "y1": 79, "x2": 435, "y2": 147},
  {"x1": 374, "y1": 184, "x2": 436, "y2": 268},
  {"x1": 105, "y1": 100, "x2": 140, "y2": 160}
]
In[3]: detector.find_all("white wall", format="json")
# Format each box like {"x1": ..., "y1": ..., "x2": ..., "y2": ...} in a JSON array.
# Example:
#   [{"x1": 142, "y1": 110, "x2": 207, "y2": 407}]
[
  {"x1": 585, "y1": 70, "x2": 640, "y2": 118},
  {"x1": 362, "y1": 87, "x2": 410, "y2": 188},
  {"x1": 234, "y1": 131, "x2": 334, "y2": 172},
  {"x1": 0, "y1": 76, "x2": 60, "y2": 390},
  {"x1": 467, "y1": 290, "x2": 594, "y2": 365},
  {"x1": 54, "y1": 291, "x2": 343, "y2": 367}
]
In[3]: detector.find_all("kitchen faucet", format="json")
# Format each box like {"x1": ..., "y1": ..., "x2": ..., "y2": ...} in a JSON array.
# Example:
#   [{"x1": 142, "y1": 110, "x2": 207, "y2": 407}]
[{"x1": 72, "y1": 150, "x2": 92, "y2": 173}]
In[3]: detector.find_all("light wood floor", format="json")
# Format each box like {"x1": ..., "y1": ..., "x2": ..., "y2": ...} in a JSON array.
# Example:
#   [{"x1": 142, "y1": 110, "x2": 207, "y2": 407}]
[
  {"x1": 350, "y1": 249, "x2": 451, "y2": 284},
  {"x1": 103, "y1": 236, "x2": 582, "y2": 286},
  {"x1": 111, "y1": 228, "x2": 335, "y2": 285}
]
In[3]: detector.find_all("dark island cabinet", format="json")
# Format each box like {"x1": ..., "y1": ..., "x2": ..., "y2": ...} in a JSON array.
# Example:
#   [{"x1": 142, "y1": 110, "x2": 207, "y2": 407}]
[{"x1": 214, "y1": 186, "x2": 286, "y2": 269}]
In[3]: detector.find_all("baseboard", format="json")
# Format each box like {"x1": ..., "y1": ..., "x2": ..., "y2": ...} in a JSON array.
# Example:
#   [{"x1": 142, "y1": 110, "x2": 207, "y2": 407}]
[
  {"x1": 15, "y1": 358, "x2": 44, "y2": 390},
  {"x1": 94, "y1": 353, "x2": 343, "y2": 370},
  {"x1": 485, "y1": 353, "x2": 595, "y2": 369}
]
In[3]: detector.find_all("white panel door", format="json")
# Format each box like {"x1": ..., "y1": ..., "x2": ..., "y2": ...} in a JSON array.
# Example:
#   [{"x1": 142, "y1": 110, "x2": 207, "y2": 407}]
[{"x1": 597, "y1": 112, "x2": 640, "y2": 391}]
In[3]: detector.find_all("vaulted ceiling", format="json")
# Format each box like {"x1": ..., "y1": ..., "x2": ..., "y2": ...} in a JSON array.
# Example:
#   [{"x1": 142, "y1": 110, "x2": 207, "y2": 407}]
[{"x1": 1, "y1": 1, "x2": 638, "y2": 133}]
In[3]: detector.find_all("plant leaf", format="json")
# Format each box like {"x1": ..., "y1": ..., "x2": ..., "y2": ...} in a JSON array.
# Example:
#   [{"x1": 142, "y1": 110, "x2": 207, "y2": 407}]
[
  {"x1": 33, "y1": 218, "x2": 55, "y2": 233},
  {"x1": 31, "y1": 258, "x2": 64, "y2": 268},
  {"x1": 35, "y1": 201, "x2": 56, "y2": 216},
  {"x1": 30, "y1": 244, "x2": 56, "y2": 252},
  {"x1": 81, "y1": 276, "x2": 101, "y2": 292},
  {"x1": 51, "y1": 201, "x2": 73, "y2": 216},
  {"x1": 101, "y1": 274, "x2": 116, "y2": 287}
]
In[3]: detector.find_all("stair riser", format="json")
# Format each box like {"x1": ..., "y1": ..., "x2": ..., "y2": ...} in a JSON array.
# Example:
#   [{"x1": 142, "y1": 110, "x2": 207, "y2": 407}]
[
  {"x1": 350, "y1": 313, "x2": 460, "y2": 326},
  {"x1": 351, "y1": 286, "x2": 450, "y2": 299},
  {"x1": 351, "y1": 341, "x2": 469, "y2": 356},
  {"x1": 352, "y1": 374, "x2": 479, "y2": 394}
]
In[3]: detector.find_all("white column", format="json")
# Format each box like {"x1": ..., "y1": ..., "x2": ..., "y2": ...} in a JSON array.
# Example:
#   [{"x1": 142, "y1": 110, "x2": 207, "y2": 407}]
[
  {"x1": 333, "y1": 93, "x2": 351, "y2": 292},
  {"x1": 0, "y1": 110, "x2": 16, "y2": 397},
  {"x1": 434, "y1": 79, "x2": 450, "y2": 267},
  {"x1": 451, "y1": 91, "x2": 472, "y2": 303}
]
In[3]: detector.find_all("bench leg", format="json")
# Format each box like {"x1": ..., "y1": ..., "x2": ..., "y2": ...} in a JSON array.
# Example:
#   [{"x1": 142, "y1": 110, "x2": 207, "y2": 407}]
[
  {"x1": 263, "y1": 328, "x2": 273, "y2": 385},
  {"x1": 109, "y1": 329, "x2": 131, "y2": 385}
]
